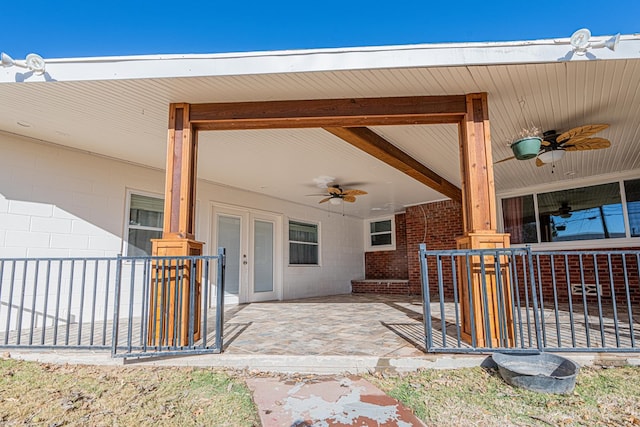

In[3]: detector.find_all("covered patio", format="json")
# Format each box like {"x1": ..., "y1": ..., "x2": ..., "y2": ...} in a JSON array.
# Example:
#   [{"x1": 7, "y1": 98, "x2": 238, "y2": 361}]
[{"x1": 1, "y1": 33, "x2": 640, "y2": 361}]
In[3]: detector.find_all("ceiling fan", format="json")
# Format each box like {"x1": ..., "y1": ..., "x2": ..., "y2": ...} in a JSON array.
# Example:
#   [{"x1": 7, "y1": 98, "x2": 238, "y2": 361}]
[
  {"x1": 317, "y1": 184, "x2": 368, "y2": 204},
  {"x1": 496, "y1": 124, "x2": 611, "y2": 166},
  {"x1": 548, "y1": 202, "x2": 573, "y2": 218}
]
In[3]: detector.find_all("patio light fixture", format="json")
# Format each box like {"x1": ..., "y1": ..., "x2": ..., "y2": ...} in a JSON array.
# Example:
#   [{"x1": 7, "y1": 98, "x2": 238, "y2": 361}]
[
  {"x1": 1, "y1": 52, "x2": 46, "y2": 75},
  {"x1": 569, "y1": 28, "x2": 620, "y2": 56},
  {"x1": 538, "y1": 149, "x2": 565, "y2": 164}
]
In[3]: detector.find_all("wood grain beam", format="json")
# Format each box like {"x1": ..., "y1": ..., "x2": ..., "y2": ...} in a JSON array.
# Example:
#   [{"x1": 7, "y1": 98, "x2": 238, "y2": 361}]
[
  {"x1": 458, "y1": 93, "x2": 498, "y2": 233},
  {"x1": 324, "y1": 127, "x2": 462, "y2": 202},
  {"x1": 190, "y1": 95, "x2": 466, "y2": 130}
]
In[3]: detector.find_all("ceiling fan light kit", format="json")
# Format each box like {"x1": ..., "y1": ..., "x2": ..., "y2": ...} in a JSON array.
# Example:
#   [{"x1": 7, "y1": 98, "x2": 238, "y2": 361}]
[{"x1": 538, "y1": 149, "x2": 565, "y2": 164}]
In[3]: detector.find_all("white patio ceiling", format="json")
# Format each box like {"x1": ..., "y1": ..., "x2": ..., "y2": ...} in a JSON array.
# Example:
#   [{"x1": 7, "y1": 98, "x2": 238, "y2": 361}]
[{"x1": 1, "y1": 38, "x2": 640, "y2": 219}]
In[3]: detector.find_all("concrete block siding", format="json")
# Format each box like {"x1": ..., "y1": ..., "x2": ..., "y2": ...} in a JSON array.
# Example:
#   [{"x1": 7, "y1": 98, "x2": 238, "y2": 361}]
[{"x1": 0, "y1": 132, "x2": 363, "y2": 300}]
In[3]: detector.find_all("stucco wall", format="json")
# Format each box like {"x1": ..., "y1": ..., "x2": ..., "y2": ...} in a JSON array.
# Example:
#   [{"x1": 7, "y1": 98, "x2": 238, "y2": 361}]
[{"x1": 0, "y1": 132, "x2": 363, "y2": 300}]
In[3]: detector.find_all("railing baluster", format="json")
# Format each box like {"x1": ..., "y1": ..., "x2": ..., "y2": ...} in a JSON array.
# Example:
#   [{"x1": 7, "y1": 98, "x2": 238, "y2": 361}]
[
  {"x1": 479, "y1": 254, "x2": 492, "y2": 349},
  {"x1": 607, "y1": 254, "x2": 620, "y2": 348},
  {"x1": 215, "y1": 248, "x2": 226, "y2": 352},
  {"x1": 522, "y1": 253, "x2": 533, "y2": 347},
  {"x1": 564, "y1": 254, "x2": 576, "y2": 347},
  {"x1": 419, "y1": 244, "x2": 433, "y2": 351},
  {"x1": 593, "y1": 254, "x2": 606, "y2": 347},
  {"x1": 28, "y1": 260, "x2": 40, "y2": 345},
  {"x1": 76, "y1": 259, "x2": 87, "y2": 346},
  {"x1": 550, "y1": 255, "x2": 562, "y2": 348},
  {"x1": 102, "y1": 260, "x2": 111, "y2": 347},
  {"x1": 140, "y1": 258, "x2": 150, "y2": 352},
  {"x1": 535, "y1": 253, "x2": 547, "y2": 348},
  {"x1": 126, "y1": 259, "x2": 136, "y2": 354},
  {"x1": 451, "y1": 254, "x2": 461, "y2": 347},
  {"x1": 511, "y1": 254, "x2": 524, "y2": 348},
  {"x1": 65, "y1": 260, "x2": 75, "y2": 346},
  {"x1": 527, "y1": 247, "x2": 543, "y2": 351},
  {"x1": 201, "y1": 258, "x2": 209, "y2": 349},
  {"x1": 436, "y1": 254, "x2": 447, "y2": 348},
  {"x1": 4, "y1": 260, "x2": 17, "y2": 345},
  {"x1": 40, "y1": 260, "x2": 51, "y2": 345},
  {"x1": 578, "y1": 254, "x2": 591, "y2": 348},
  {"x1": 16, "y1": 260, "x2": 28, "y2": 345},
  {"x1": 89, "y1": 260, "x2": 99, "y2": 346},
  {"x1": 111, "y1": 256, "x2": 122, "y2": 357},
  {"x1": 465, "y1": 252, "x2": 477, "y2": 348},
  {"x1": 622, "y1": 254, "x2": 634, "y2": 348}
]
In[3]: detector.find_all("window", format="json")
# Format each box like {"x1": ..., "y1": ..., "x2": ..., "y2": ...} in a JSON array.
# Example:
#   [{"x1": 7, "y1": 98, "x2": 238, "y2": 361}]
[
  {"x1": 289, "y1": 220, "x2": 319, "y2": 265},
  {"x1": 625, "y1": 178, "x2": 640, "y2": 237},
  {"x1": 500, "y1": 180, "x2": 640, "y2": 245},
  {"x1": 366, "y1": 217, "x2": 395, "y2": 251},
  {"x1": 126, "y1": 192, "x2": 164, "y2": 256},
  {"x1": 502, "y1": 195, "x2": 537, "y2": 244},
  {"x1": 537, "y1": 183, "x2": 624, "y2": 242}
]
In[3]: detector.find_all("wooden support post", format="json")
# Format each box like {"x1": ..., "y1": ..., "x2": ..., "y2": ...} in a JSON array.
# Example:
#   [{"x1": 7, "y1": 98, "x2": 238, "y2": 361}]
[
  {"x1": 457, "y1": 93, "x2": 514, "y2": 347},
  {"x1": 149, "y1": 103, "x2": 203, "y2": 347}
]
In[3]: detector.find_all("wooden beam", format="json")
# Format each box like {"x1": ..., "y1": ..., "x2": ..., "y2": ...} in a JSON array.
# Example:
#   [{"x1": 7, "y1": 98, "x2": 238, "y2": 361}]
[
  {"x1": 161, "y1": 103, "x2": 198, "y2": 240},
  {"x1": 324, "y1": 127, "x2": 462, "y2": 202},
  {"x1": 458, "y1": 93, "x2": 498, "y2": 233},
  {"x1": 190, "y1": 95, "x2": 466, "y2": 130}
]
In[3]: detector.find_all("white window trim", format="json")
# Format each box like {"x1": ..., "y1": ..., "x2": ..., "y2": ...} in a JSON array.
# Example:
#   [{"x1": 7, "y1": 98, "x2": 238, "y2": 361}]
[
  {"x1": 365, "y1": 216, "x2": 396, "y2": 252},
  {"x1": 122, "y1": 188, "x2": 164, "y2": 256},
  {"x1": 497, "y1": 174, "x2": 640, "y2": 250},
  {"x1": 288, "y1": 218, "x2": 321, "y2": 266}
]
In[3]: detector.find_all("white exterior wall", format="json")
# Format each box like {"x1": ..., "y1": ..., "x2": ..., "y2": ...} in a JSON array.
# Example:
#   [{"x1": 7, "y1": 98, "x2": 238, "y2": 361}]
[{"x1": 0, "y1": 132, "x2": 363, "y2": 300}]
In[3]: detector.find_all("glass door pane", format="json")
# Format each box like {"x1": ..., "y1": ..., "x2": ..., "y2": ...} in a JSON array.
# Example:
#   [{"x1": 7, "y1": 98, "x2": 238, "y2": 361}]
[
  {"x1": 253, "y1": 220, "x2": 274, "y2": 293},
  {"x1": 217, "y1": 215, "x2": 241, "y2": 295}
]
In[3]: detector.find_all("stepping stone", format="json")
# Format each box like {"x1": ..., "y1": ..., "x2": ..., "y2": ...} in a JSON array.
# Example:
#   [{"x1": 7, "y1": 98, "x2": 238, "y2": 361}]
[{"x1": 247, "y1": 375, "x2": 425, "y2": 426}]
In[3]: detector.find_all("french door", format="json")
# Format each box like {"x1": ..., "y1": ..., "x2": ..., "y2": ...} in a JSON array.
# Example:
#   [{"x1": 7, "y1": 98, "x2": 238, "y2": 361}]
[{"x1": 213, "y1": 206, "x2": 282, "y2": 304}]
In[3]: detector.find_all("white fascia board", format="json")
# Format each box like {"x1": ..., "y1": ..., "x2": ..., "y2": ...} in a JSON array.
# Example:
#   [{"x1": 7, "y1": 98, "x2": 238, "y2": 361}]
[{"x1": 2, "y1": 34, "x2": 640, "y2": 84}]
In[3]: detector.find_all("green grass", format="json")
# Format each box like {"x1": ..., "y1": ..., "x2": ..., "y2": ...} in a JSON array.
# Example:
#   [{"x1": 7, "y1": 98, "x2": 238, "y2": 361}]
[
  {"x1": 368, "y1": 365, "x2": 640, "y2": 426},
  {"x1": 0, "y1": 358, "x2": 259, "y2": 426}
]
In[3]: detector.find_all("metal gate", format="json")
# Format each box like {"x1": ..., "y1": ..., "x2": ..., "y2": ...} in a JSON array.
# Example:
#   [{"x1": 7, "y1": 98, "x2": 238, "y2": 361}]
[
  {"x1": 0, "y1": 250, "x2": 226, "y2": 359},
  {"x1": 419, "y1": 244, "x2": 640, "y2": 353}
]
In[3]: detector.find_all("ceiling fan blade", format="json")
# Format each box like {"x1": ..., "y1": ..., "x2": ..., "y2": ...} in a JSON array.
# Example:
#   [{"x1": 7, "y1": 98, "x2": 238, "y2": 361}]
[
  {"x1": 494, "y1": 156, "x2": 516, "y2": 164},
  {"x1": 540, "y1": 139, "x2": 551, "y2": 146},
  {"x1": 318, "y1": 197, "x2": 332, "y2": 204},
  {"x1": 327, "y1": 186, "x2": 342, "y2": 195},
  {"x1": 342, "y1": 189, "x2": 367, "y2": 196},
  {"x1": 557, "y1": 124, "x2": 609, "y2": 143},
  {"x1": 342, "y1": 195, "x2": 356, "y2": 203},
  {"x1": 535, "y1": 157, "x2": 545, "y2": 167},
  {"x1": 564, "y1": 137, "x2": 611, "y2": 151}
]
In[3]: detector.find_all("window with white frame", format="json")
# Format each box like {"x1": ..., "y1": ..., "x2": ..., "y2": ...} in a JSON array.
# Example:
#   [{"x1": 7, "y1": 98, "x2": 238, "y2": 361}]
[
  {"x1": 289, "y1": 220, "x2": 319, "y2": 265},
  {"x1": 126, "y1": 192, "x2": 164, "y2": 256},
  {"x1": 366, "y1": 217, "x2": 395, "y2": 251},
  {"x1": 500, "y1": 178, "x2": 640, "y2": 245}
]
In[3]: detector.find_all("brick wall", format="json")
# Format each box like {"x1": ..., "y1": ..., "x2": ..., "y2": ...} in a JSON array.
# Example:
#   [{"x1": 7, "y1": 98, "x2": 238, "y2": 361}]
[
  {"x1": 406, "y1": 200, "x2": 464, "y2": 294},
  {"x1": 360, "y1": 200, "x2": 464, "y2": 295},
  {"x1": 364, "y1": 213, "x2": 408, "y2": 280}
]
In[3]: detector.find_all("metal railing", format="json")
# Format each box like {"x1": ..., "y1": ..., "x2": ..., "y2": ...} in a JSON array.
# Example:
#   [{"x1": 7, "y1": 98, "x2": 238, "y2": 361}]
[
  {"x1": 419, "y1": 244, "x2": 640, "y2": 353},
  {"x1": 0, "y1": 249, "x2": 225, "y2": 358}
]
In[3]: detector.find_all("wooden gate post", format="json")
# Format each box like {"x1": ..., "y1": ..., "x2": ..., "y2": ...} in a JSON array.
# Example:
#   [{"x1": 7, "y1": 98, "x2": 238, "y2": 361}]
[
  {"x1": 149, "y1": 103, "x2": 203, "y2": 347},
  {"x1": 457, "y1": 93, "x2": 514, "y2": 347}
]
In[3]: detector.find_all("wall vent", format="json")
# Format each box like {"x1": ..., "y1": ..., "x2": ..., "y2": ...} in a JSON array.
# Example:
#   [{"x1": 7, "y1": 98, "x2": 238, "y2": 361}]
[{"x1": 571, "y1": 283, "x2": 601, "y2": 296}]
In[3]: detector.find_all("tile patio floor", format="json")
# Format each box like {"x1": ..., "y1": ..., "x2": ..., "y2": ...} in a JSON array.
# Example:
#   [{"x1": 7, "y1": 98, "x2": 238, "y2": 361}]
[{"x1": 221, "y1": 294, "x2": 426, "y2": 357}]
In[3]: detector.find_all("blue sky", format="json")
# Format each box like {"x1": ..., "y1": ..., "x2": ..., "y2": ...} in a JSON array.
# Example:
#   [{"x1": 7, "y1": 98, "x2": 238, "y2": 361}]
[{"x1": 2, "y1": 1, "x2": 639, "y2": 59}]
